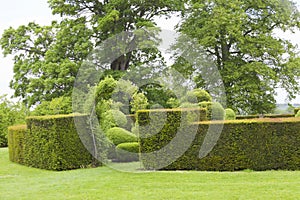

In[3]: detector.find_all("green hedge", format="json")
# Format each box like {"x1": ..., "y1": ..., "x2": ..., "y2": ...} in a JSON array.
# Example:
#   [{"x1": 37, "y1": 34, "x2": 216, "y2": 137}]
[
  {"x1": 8, "y1": 125, "x2": 27, "y2": 164},
  {"x1": 116, "y1": 142, "x2": 140, "y2": 162},
  {"x1": 138, "y1": 109, "x2": 300, "y2": 171},
  {"x1": 8, "y1": 114, "x2": 100, "y2": 170},
  {"x1": 294, "y1": 107, "x2": 300, "y2": 115},
  {"x1": 236, "y1": 114, "x2": 294, "y2": 120}
]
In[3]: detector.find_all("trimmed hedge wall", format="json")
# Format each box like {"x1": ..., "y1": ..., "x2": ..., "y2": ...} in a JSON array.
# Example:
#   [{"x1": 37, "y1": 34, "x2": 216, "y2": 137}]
[
  {"x1": 236, "y1": 114, "x2": 294, "y2": 120},
  {"x1": 8, "y1": 125, "x2": 27, "y2": 164},
  {"x1": 138, "y1": 109, "x2": 300, "y2": 171},
  {"x1": 8, "y1": 114, "x2": 98, "y2": 170}
]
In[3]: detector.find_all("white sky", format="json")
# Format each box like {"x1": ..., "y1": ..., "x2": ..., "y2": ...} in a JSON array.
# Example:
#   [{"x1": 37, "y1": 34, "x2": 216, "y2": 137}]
[{"x1": 0, "y1": 0, "x2": 300, "y2": 104}]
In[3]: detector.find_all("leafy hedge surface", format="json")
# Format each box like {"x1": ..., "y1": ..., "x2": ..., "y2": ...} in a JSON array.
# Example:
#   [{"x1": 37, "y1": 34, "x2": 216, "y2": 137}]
[
  {"x1": 8, "y1": 114, "x2": 98, "y2": 170},
  {"x1": 138, "y1": 109, "x2": 300, "y2": 171},
  {"x1": 8, "y1": 125, "x2": 27, "y2": 164},
  {"x1": 236, "y1": 114, "x2": 294, "y2": 120}
]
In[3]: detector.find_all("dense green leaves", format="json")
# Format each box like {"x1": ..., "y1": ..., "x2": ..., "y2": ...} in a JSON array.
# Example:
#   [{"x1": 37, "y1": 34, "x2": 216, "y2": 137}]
[
  {"x1": 1, "y1": 0, "x2": 184, "y2": 106},
  {"x1": 0, "y1": 95, "x2": 27, "y2": 147},
  {"x1": 178, "y1": 0, "x2": 300, "y2": 114}
]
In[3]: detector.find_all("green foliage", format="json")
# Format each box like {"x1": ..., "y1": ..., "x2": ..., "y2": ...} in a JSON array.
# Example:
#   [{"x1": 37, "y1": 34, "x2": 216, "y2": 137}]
[
  {"x1": 9, "y1": 114, "x2": 103, "y2": 170},
  {"x1": 177, "y1": 0, "x2": 300, "y2": 114},
  {"x1": 8, "y1": 125, "x2": 27, "y2": 164},
  {"x1": 0, "y1": 95, "x2": 27, "y2": 147},
  {"x1": 116, "y1": 142, "x2": 140, "y2": 162},
  {"x1": 31, "y1": 96, "x2": 72, "y2": 116},
  {"x1": 199, "y1": 102, "x2": 225, "y2": 120},
  {"x1": 225, "y1": 108, "x2": 236, "y2": 120},
  {"x1": 185, "y1": 89, "x2": 212, "y2": 103},
  {"x1": 179, "y1": 102, "x2": 199, "y2": 108},
  {"x1": 100, "y1": 109, "x2": 128, "y2": 133},
  {"x1": 294, "y1": 107, "x2": 300, "y2": 115},
  {"x1": 95, "y1": 76, "x2": 117, "y2": 102},
  {"x1": 138, "y1": 109, "x2": 300, "y2": 171},
  {"x1": 106, "y1": 127, "x2": 137, "y2": 146},
  {"x1": 130, "y1": 92, "x2": 148, "y2": 113},
  {"x1": 139, "y1": 83, "x2": 177, "y2": 109},
  {"x1": 166, "y1": 98, "x2": 180, "y2": 108},
  {"x1": 1, "y1": 1, "x2": 184, "y2": 106},
  {"x1": 295, "y1": 110, "x2": 300, "y2": 117}
]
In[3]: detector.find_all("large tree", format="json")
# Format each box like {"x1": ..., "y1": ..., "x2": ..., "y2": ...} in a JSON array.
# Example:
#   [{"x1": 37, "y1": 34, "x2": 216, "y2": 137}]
[
  {"x1": 1, "y1": 0, "x2": 183, "y2": 106},
  {"x1": 176, "y1": 0, "x2": 300, "y2": 114}
]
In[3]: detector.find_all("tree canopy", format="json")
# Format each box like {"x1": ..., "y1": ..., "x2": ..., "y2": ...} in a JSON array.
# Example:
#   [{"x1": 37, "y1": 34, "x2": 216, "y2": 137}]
[
  {"x1": 177, "y1": 0, "x2": 300, "y2": 114},
  {"x1": 1, "y1": 0, "x2": 183, "y2": 106}
]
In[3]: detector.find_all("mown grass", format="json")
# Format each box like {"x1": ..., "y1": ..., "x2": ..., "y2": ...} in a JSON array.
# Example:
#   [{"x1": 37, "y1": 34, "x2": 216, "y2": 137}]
[{"x1": 1, "y1": 148, "x2": 300, "y2": 200}]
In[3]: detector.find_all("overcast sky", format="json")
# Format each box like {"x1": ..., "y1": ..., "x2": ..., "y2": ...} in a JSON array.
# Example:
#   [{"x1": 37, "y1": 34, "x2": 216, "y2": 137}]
[{"x1": 0, "y1": 0, "x2": 300, "y2": 104}]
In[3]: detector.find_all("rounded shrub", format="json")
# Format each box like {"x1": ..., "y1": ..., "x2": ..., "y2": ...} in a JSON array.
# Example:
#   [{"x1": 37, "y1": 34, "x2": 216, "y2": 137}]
[
  {"x1": 186, "y1": 89, "x2": 212, "y2": 103},
  {"x1": 100, "y1": 109, "x2": 127, "y2": 132},
  {"x1": 295, "y1": 110, "x2": 300, "y2": 117},
  {"x1": 116, "y1": 142, "x2": 140, "y2": 162},
  {"x1": 106, "y1": 127, "x2": 137, "y2": 146},
  {"x1": 225, "y1": 108, "x2": 236, "y2": 120},
  {"x1": 199, "y1": 101, "x2": 225, "y2": 120}
]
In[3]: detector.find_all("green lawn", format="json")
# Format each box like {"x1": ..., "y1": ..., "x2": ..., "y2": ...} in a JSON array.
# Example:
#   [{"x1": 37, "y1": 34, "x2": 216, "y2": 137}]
[{"x1": 0, "y1": 148, "x2": 300, "y2": 200}]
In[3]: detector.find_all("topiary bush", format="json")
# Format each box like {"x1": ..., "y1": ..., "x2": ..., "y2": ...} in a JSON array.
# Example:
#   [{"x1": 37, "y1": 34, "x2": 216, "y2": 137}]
[
  {"x1": 106, "y1": 127, "x2": 137, "y2": 146},
  {"x1": 116, "y1": 142, "x2": 140, "y2": 162},
  {"x1": 100, "y1": 109, "x2": 128, "y2": 133},
  {"x1": 295, "y1": 110, "x2": 300, "y2": 117},
  {"x1": 199, "y1": 101, "x2": 225, "y2": 120},
  {"x1": 185, "y1": 89, "x2": 212, "y2": 103},
  {"x1": 225, "y1": 108, "x2": 236, "y2": 120},
  {"x1": 8, "y1": 125, "x2": 27, "y2": 164}
]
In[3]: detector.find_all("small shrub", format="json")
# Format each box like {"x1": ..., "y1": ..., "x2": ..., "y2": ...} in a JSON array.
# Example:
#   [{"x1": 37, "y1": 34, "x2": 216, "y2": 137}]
[
  {"x1": 116, "y1": 142, "x2": 140, "y2": 162},
  {"x1": 185, "y1": 89, "x2": 212, "y2": 103},
  {"x1": 225, "y1": 108, "x2": 236, "y2": 120},
  {"x1": 295, "y1": 110, "x2": 300, "y2": 117},
  {"x1": 106, "y1": 127, "x2": 137, "y2": 146},
  {"x1": 199, "y1": 101, "x2": 225, "y2": 120},
  {"x1": 100, "y1": 109, "x2": 127, "y2": 132}
]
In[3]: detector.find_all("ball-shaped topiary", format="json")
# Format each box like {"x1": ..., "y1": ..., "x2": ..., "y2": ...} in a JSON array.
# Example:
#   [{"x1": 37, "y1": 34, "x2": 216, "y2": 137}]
[
  {"x1": 116, "y1": 142, "x2": 140, "y2": 162},
  {"x1": 295, "y1": 110, "x2": 300, "y2": 117},
  {"x1": 199, "y1": 101, "x2": 225, "y2": 120},
  {"x1": 105, "y1": 127, "x2": 137, "y2": 146},
  {"x1": 186, "y1": 89, "x2": 212, "y2": 103},
  {"x1": 225, "y1": 108, "x2": 236, "y2": 120}
]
